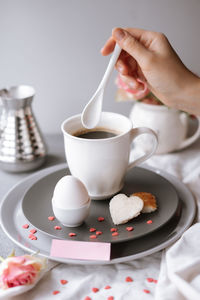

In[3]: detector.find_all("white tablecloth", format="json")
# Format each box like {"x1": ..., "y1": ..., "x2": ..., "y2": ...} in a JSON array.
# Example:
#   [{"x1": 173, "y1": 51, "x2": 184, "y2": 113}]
[{"x1": 5, "y1": 138, "x2": 200, "y2": 300}]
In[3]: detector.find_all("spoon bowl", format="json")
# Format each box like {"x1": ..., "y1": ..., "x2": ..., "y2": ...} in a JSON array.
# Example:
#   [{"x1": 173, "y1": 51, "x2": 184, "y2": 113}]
[{"x1": 81, "y1": 44, "x2": 121, "y2": 129}]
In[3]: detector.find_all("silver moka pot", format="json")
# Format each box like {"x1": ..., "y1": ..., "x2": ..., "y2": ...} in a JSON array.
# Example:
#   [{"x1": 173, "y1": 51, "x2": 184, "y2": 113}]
[{"x1": 0, "y1": 85, "x2": 47, "y2": 172}]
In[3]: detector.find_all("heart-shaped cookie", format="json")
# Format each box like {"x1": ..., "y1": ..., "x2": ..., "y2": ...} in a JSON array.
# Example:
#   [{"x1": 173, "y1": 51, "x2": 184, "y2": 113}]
[{"x1": 109, "y1": 194, "x2": 144, "y2": 225}]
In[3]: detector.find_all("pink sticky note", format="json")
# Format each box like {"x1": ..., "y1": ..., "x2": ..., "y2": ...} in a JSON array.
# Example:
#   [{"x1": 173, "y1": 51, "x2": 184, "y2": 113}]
[{"x1": 50, "y1": 239, "x2": 111, "y2": 261}]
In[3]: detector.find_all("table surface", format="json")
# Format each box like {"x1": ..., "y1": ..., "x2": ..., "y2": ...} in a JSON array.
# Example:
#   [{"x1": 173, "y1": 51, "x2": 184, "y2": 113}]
[{"x1": 0, "y1": 134, "x2": 66, "y2": 258}]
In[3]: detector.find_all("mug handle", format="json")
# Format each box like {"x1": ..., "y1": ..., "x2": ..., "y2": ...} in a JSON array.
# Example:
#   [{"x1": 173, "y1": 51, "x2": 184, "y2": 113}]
[
  {"x1": 176, "y1": 116, "x2": 200, "y2": 151},
  {"x1": 127, "y1": 127, "x2": 158, "y2": 171}
]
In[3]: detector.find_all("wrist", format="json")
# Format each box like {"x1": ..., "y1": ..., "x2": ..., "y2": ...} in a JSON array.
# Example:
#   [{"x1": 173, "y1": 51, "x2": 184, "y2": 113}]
[{"x1": 178, "y1": 73, "x2": 200, "y2": 115}]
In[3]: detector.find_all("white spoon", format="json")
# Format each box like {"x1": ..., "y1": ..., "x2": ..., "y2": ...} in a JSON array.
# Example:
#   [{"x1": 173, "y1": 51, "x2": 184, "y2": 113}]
[{"x1": 81, "y1": 44, "x2": 121, "y2": 129}]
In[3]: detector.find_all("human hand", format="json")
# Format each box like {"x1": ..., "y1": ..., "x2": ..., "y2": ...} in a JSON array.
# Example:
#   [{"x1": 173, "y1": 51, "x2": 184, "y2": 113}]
[{"x1": 101, "y1": 28, "x2": 200, "y2": 114}]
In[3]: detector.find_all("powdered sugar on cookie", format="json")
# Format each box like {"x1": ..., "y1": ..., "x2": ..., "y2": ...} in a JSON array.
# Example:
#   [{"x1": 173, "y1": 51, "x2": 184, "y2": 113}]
[{"x1": 109, "y1": 194, "x2": 144, "y2": 225}]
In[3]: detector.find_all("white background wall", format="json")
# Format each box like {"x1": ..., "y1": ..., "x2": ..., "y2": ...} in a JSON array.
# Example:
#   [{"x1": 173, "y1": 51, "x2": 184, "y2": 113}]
[{"x1": 0, "y1": 0, "x2": 200, "y2": 134}]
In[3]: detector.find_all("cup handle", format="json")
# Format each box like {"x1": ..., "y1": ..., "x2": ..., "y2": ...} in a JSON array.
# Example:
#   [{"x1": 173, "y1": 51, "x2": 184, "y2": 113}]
[
  {"x1": 127, "y1": 127, "x2": 158, "y2": 171},
  {"x1": 175, "y1": 116, "x2": 200, "y2": 151}
]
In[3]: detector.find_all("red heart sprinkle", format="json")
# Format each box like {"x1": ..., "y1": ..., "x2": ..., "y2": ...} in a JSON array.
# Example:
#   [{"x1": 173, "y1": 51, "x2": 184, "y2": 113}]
[
  {"x1": 54, "y1": 226, "x2": 62, "y2": 230},
  {"x1": 110, "y1": 228, "x2": 117, "y2": 232},
  {"x1": 112, "y1": 232, "x2": 119, "y2": 236},
  {"x1": 125, "y1": 276, "x2": 133, "y2": 282},
  {"x1": 153, "y1": 279, "x2": 158, "y2": 283},
  {"x1": 96, "y1": 231, "x2": 103, "y2": 235},
  {"x1": 60, "y1": 279, "x2": 68, "y2": 285},
  {"x1": 89, "y1": 228, "x2": 96, "y2": 232},
  {"x1": 147, "y1": 277, "x2": 154, "y2": 282},
  {"x1": 30, "y1": 229, "x2": 37, "y2": 234},
  {"x1": 22, "y1": 224, "x2": 29, "y2": 229},
  {"x1": 90, "y1": 235, "x2": 97, "y2": 239},
  {"x1": 126, "y1": 226, "x2": 134, "y2": 231},
  {"x1": 147, "y1": 220, "x2": 153, "y2": 224},
  {"x1": 48, "y1": 216, "x2": 55, "y2": 221},
  {"x1": 52, "y1": 290, "x2": 60, "y2": 295},
  {"x1": 84, "y1": 297, "x2": 91, "y2": 300},
  {"x1": 69, "y1": 233, "x2": 76, "y2": 237},
  {"x1": 104, "y1": 285, "x2": 111, "y2": 289},
  {"x1": 107, "y1": 297, "x2": 114, "y2": 300},
  {"x1": 98, "y1": 217, "x2": 104, "y2": 222},
  {"x1": 28, "y1": 234, "x2": 37, "y2": 240},
  {"x1": 92, "y1": 287, "x2": 99, "y2": 293},
  {"x1": 143, "y1": 289, "x2": 150, "y2": 293}
]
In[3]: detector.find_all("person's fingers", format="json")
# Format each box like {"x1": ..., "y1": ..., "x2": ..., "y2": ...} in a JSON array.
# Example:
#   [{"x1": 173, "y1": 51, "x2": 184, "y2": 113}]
[
  {"x1": 116, "y1": 51, "x2": 134, "y2": 75},
  {"x1": 116, "y1": 59, "x2": 128, "y2": 75},
  {"x1": 116, "y1": 51, "x2": 138, "y2": 74},
  {"x1": 101, "y1": 37, "x2": 116, "y2": 55},
  {"x1": 120, "y1": 75, "x2": 141, "y2": 89},
  {"x1": 112, "y1": 28, "x2": 150, "y2": 65}
]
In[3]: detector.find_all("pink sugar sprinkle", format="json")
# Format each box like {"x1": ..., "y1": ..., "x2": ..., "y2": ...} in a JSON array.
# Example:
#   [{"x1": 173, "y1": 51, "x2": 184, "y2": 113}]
[
  {"x1": 90, "y1": 235, "x2": 97, "y2": 239},
  {"x1": 153, "y1": 279, "x2": 158, "y2": 284},
  {"x1": 126, "y1": 226, "x2": 134, "y2": 231},
  {"x1": 52, "y1": 290, "x2": 60, "y2": 295},
  {"x1": 147, "y1": 220, "x2": 153, "y2": 224},
  {"x1": 48, "y1": 216, "x2": 55, "y2": 221},
  {"x1": 147, "y1": 277, "x2": 154, "y2": 282},
  {"x1": 96, "y1": 231, "x2": 103, "y2": 235},
  {"x1": 125, "y1": 276, "x2": 133, "y2": 282},
  {"x1": 30, "y1": 229, "x2": 37, "y2": 234},
  {"x1": 112, "y1": 232, "x2": 119, "y2": 236},
  {"x1": 54, "y1": 226, "x2": 62, "y2": 230},
  {"x1": 60, "y1": 279, "x2": 68, "y2": 285},
  {"x1": 98, "y1": 217, "x2": 104, "y2": 222},
  {"x1": 89, "y1": 228, "x2": 96, "y2": 232},
  {"x1": 92, "y1": 287, "x2": 99, "y2": 293},
  {"x1": 143, "y1": 289, "x2": 150, "y2": 294},
  {"x1": 22, "y1": 224, "x2": 29, "y2": 229},
  {"x1": 110, "y1": 228, "x2": 117, "y2": 232},
  {"x1": 68, "y1": 233, "x2": 76, "y2": 237},
  {"x1": 28, "y1": 234, "x2": 37, "y2": 240},
  {"x1": 104, "y1": 285, "x2": 111, "y2": 289}
]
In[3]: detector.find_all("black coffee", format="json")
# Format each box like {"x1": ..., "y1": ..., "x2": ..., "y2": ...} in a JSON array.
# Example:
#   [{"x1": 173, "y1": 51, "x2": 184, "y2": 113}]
[{"x1": 73, "y1": 129, "x2": 119, "y2": 139}]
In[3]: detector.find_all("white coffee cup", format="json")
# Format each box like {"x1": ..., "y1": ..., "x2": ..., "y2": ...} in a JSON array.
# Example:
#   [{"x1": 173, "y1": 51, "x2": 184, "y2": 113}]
[{"x1": 61, "y1": 112, "x2": 158, "y2": 200}]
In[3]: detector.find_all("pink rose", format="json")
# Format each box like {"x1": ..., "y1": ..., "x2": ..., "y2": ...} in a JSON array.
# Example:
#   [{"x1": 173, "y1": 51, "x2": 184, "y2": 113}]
[
  {"x1": 116, "y1": 75, "x2": 150, "y2": 100},
  {"x1": 0, "y1": 255, "x2": 46, "y2": 290}
]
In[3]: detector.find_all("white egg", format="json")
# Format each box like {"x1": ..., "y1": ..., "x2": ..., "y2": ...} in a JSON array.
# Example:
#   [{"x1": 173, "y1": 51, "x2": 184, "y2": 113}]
[{"x1": 52, "y1": 175, "x2": 89, "y2": 209}]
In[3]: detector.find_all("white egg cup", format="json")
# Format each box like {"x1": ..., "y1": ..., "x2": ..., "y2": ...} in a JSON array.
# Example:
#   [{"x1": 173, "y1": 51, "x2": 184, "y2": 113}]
[{"x1": 52, "y1": 198, "x2": 91, "y2": 227}]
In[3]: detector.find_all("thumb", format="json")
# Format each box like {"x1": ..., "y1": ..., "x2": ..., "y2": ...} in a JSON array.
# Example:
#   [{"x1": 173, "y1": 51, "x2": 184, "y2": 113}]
[{"x1": 112, "y1": 28, "x2": 149, "y2": 65}]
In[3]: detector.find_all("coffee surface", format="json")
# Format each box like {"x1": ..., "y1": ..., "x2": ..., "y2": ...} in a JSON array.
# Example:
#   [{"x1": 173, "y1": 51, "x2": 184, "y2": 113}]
[{"x1": 73, "y1": 129, "x2": 118, "y2": 139}]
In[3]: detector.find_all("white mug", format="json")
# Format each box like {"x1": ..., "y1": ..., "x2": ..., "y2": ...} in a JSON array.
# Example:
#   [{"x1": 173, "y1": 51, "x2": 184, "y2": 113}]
[{"x1": 61, "y1": 112, "x2": 158, "y2": 200}]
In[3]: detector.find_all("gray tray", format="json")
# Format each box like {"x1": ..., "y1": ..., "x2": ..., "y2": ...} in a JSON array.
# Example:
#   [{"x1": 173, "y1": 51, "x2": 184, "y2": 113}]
[
  {"x1": 0, "y1": 163, "x2": 196, "y2": 265},
  {"x1": 21, "y1": 166, "x2": 179, "y2": 243}
]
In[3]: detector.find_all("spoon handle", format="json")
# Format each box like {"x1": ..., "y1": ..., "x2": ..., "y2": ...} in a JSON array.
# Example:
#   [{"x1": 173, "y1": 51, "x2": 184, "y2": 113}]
[{"x1": 98, "y1": 44, "x2": 121, "y2": 91}]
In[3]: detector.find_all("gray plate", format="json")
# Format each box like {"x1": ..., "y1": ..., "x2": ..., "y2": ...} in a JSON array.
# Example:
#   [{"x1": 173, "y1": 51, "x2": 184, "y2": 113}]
[
  {"x1": 21, "y1": 166, "x2": 179, "y2": 243},
  {"x1": 0, "y1": 163, "x2": 196, "y2": 265}
]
